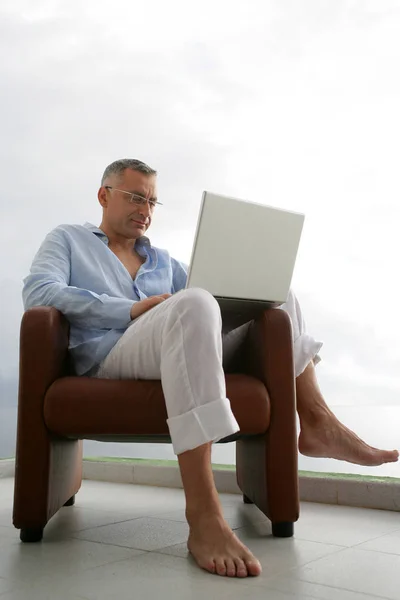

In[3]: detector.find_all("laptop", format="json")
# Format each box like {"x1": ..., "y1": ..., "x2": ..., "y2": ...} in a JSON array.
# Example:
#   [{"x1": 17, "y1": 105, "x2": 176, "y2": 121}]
[{"x1": 186, "y1": 191, "x2": 305, "y2": 327}]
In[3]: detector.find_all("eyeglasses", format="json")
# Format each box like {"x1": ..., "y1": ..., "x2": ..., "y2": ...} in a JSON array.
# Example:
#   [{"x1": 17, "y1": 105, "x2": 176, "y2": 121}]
[{"x1": 104, "y1": 186, "x2": 163, "y2": 209}]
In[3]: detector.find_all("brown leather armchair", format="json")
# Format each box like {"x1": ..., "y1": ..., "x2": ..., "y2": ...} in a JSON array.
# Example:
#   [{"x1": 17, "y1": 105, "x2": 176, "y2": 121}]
[{"x1": 13, "y1": 306, "x2": 299, "y2": 543}]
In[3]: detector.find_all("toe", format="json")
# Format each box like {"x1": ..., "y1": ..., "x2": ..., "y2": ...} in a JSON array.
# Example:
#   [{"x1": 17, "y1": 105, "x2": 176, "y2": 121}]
[
  {"x1": 215, "y1": 558, "x2": 227, "y2": 576},
  {"x1": 234, "y1": 558, "x2": 248, "y2": 578},
  {"x1": 201, "y1": 559, "x2": 216, "y2": 574},
  {"x1": 245, "y1": 557, "x2": 262, "y2": 577},
  {"x1": 372, "y1": 449, "x2": 399, "y2": 466},
  {"x1": 190, "y1": 550, "x2": 216, "y2": 574},
  {"x1": 225, "y1": 558, "x2": 236, "y2": 577}
]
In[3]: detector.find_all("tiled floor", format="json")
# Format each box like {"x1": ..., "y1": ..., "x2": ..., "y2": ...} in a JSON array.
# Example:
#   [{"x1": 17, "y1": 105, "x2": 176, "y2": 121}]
[{"x1": 1, "y1": 478, "x2": 400, "y2": 599}]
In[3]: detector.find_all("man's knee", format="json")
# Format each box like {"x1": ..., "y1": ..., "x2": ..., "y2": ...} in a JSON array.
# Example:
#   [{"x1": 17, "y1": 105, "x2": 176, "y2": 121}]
[{"x1": 172, "y1": 287, "x2": 221, "y2": 325}]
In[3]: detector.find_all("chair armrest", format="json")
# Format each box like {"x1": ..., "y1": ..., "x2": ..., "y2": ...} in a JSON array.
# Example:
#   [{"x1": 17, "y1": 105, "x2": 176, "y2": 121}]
[
  {"x1": 14, "y1": 307, "x2": 75, "y2": 529},
  {"x1": 236, "y1": 308, "x2": 299, "y2": 523},
  {"x1": 16, "y1": 307, "x2": 69, "y2": 478},
  {"x1": 243, "y1": 308, "x2": 298, "y2": 490},
  {"x1": 243, "y1": 308, "x2": 295, "y2": 397},
  {"x1": 243, "y1": 308, "x2": 297, "y2": 437},
  {"x1": 19, "y1": 307, "x2": 70, "y2": 397},
  {"x1": 16, "y1": 307, "x2": 69, "y2": 465}
]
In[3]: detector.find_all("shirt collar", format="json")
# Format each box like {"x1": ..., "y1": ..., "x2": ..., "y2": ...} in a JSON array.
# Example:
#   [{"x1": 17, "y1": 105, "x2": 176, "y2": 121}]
[{"x1": 83, "y1": 222, "x2": 152, "y2": 248}]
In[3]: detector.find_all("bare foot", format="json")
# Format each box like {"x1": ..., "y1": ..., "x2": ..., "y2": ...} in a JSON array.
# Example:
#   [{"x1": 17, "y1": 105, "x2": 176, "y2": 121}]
[
  {"x1": 299, "y1": 414, "x2": 399, "y2": 466},
  {"x1": 187, "y1": 512, "x2": 262, "y2": 577}
]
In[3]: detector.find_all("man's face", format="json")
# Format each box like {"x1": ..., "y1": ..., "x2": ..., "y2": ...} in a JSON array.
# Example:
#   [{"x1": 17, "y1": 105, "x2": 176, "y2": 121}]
[{"x1": 98, "y1": 169, "x2": 158, "y2": 239}]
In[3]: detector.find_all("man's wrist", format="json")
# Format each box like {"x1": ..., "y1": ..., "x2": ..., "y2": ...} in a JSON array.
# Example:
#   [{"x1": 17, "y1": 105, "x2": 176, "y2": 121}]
[{"x1": 130, "y1": 303, "x2": 136, "y2": 320}]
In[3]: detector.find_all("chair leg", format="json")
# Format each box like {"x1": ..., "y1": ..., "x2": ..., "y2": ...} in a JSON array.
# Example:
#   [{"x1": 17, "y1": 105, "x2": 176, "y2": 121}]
[
  {"x1": 236, "y1": 437, "x2": 299, "y2": 528},
  {"x1": 243, "y1": 494, "x2": 253, "y2": 504},
  {"x1": 20, "y1": 527, "x2": 43, "y2": 543},
  {"x1": 63, "y1": 495, "x2": 75, "y2": 507},
  {"x1": 272, "y1": 522, "x2": 294, "y2": 538},
  {"x1": 13, "y1": 439, "x2": 83, "y2": 536}
]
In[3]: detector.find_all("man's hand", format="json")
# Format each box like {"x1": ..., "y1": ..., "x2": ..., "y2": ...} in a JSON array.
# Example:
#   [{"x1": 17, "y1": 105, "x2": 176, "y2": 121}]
[{"x1": 130, "y1": 294, "x2": 172, "y2": 320}]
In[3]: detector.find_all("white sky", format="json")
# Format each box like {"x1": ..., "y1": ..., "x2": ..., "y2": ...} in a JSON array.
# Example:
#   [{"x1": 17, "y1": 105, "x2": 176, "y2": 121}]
[{"x1": 1, "y1": 0, "x2": 400, "y2": 424}]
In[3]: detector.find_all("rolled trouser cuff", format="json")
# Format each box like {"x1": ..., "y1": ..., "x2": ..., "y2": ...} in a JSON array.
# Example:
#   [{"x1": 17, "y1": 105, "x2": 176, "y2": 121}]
[
  {"x1": 167, "y1": 397, "x2": 240, "y2": 455},
  {"x1": 294, "y1": 333, "x2": 323, "y2": 377}
]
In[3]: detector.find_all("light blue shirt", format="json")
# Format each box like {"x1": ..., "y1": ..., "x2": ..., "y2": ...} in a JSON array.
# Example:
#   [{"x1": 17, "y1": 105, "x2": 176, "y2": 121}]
[{"x1": 23, "y1": 223, "x2": 188, "y2": 375}]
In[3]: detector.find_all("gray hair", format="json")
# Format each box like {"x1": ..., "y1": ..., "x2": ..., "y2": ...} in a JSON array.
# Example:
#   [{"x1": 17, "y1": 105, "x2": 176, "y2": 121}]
[{"x1": 101, "y1": 158, "x2": 157, "y2": 185}]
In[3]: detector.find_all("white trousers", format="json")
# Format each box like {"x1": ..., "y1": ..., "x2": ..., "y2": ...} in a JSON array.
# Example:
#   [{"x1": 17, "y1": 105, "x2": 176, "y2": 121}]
[{"x1": 95, "y1": 288, "x2": 322, "y2": 455}]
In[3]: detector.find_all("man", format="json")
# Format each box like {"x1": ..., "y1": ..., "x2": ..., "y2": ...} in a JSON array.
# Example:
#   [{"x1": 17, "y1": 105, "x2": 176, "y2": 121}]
[{"x1": 23, "y1": 158, "x2": 399, "y2": 579}]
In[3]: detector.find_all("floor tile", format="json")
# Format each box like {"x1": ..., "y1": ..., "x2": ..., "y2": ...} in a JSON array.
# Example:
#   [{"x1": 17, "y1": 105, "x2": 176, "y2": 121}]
[
  {"x1": 0, "y1": 479, "x2": 14, "y2": 508},
  {"x1": 152, "y1": 541, "x2": 190, "y2": 559},
  {"x1": 157, "y1": 521, "x2": 344, "y2": 580},
  {"x1": 0, "y1": 526, "x2": 19, "y2": 547},
  {"x1": 0, "y1": 576, "x2": 22, "y2": 596},
  {"x1": 288, "y1": 547, "x2": 400, "y2": 600},
  {"x1": 0, "y1": 537, "x2": 144, "y2": 583},
  {"x1": 43, "y1": 506, "x2": 138, "y2": 541},
  {"x1": 216, "y1": 586, "x2": 323, "y2": 599},
  {"x1": 153, "y1": 501, "x2": 268, "y2": 530},
  {"x1": 75, "y1": 481, "x2": 186, "y2": 514},
  {"x1": 263, "y1": 574, "x2": 386, "y2": 600},
  {"x1": 357, "y1": 529, "x2": 400, "y2": 556},
  {"x1": 0, "y1": 589, "x2": 88, "y2": 600},
  {"x1": 218, "y1": 492, "x2": 248, "y2": 507},
  {"x1": 294, "y1": 502, "x2": 400, "y2": 546},
  {"x1": 32, "y1": 552, "x2": 256, "y2": 600},
  {"x1": 234, "y1": 521, "x2": 345, "y2": 578},
  {"x1": 0, "y1": 508, "x2": 13, "y2": 529},
  {"x1": 73, "y1": 516, "x2": 189, "y2": 551},
  {"x1": 2, "y1": 478, "x2": 400, "y2": 600}
]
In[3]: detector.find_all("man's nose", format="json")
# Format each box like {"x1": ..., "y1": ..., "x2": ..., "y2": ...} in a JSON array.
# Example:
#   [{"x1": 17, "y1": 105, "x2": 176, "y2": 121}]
[{"x1": 137, "y1": 201, "x2": 152, "y2": 219}]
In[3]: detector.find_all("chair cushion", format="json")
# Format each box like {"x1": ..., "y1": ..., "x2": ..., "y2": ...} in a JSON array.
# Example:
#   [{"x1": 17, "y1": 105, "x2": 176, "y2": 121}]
[{"x1": 44, "y1": 373, "x2": 270, "y2": 439}]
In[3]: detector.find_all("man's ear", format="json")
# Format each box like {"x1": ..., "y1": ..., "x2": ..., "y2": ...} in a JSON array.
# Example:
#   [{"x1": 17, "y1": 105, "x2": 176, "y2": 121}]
[{"x1": 98, "y1": 186, "x2": 107, "y2": 208}]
